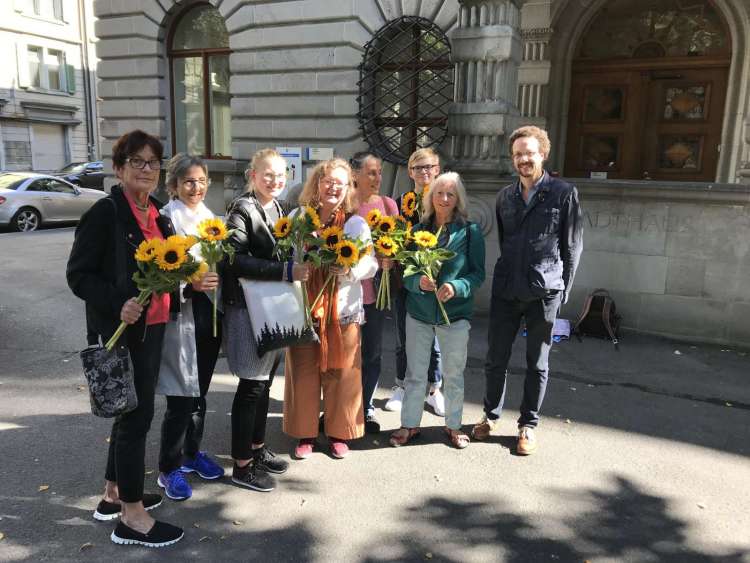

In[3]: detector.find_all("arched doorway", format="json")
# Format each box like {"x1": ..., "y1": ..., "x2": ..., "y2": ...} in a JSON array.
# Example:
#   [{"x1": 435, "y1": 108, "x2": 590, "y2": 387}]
[{"x1": 563, "y1": 0, "x2": 731, "y2": 181}]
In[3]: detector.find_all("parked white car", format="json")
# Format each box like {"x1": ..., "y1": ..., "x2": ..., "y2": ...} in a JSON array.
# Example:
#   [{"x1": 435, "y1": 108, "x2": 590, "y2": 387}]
[{"x1": 0, "y1": 172, "x2": 107, "y2": 232}]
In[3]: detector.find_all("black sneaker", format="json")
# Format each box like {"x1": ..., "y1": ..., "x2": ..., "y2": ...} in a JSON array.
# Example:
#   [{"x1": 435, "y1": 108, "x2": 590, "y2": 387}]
[
  {"x1": 111, "y1": 520, "x2": 183, "y2": 547},
  {"x1": 365, "y1": 414, "x2": 381, "y2": 434},
  {"x1": 93, "y1": 493, "x2": 163, "y2": 522},
  {"x1": 252, "y1": 446, "x2": 289, "y2": 474},
  {"x1": 231, "y1": 462, "x2": 276, "y2": 492}
]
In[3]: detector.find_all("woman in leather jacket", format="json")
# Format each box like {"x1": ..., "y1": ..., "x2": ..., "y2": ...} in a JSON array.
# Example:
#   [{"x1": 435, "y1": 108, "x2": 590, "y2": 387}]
[{"x1": 222, "y1": 148, "x2": 310, "y2": 492}]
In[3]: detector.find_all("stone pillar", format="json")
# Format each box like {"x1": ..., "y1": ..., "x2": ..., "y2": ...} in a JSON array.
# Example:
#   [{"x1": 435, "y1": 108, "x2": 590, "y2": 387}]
[{"x1": 448, "y1": 0, "x2": 523, "y2": 177}]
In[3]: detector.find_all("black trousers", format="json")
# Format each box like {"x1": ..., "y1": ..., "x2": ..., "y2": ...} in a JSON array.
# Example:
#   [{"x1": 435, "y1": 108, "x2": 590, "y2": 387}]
[
  {"x1": 158, "y1": 293, "x2": 222, "y2": 473},
  {"x1": 231, "y1": 362, "x2": 279, "y2": 460},
  {"x1": 105, "y1": 322, "x2": 165, "y2": 503},
  {"x1": 483, "y1": 291, "x2": 562, "y2": 429}
]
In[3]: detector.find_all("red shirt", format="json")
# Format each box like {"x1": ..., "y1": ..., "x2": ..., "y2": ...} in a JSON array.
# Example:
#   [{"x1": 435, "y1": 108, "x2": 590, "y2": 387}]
[{"x1": 124, "y1": 190, "x2": 170, "y2": 325}]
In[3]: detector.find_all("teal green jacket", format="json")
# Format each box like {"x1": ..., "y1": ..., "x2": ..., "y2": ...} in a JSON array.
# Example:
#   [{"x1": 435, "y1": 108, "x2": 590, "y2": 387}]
[{"x1": 404, "y1": 220, "x2": 486, "y2": 325}]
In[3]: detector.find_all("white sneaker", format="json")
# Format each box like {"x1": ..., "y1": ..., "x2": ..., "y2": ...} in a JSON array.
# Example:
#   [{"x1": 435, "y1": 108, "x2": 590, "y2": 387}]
[
  {"x1": 426, "y1": 388, "x2": 445, "y2": 417},
  {"x1": 384, "y1": 386, "x2": 405, "y2": 412}
]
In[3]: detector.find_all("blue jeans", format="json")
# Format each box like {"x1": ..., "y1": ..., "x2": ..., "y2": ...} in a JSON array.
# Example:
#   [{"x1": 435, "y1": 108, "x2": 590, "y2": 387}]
[
  {"x1": 361, "y1": 303, "x2": 386, "y2": 417},
  {"x1": 401, "y1": 314, "x2": 470, "y2": 430},
  {"x1": 394, "y1": 287, "x2": 442, "y2": 388},
  {"x1": 483, "y1": 292, "x2": 562, "y2": 428}
]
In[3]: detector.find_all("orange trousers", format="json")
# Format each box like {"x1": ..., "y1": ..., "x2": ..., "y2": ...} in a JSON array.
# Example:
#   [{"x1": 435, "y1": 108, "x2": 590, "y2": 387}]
[{"x1": 283, "y1": 323, "x2": 365, "y2": 441}]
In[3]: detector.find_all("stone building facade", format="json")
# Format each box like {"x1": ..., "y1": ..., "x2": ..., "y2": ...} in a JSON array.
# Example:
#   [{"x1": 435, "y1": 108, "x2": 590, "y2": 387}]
[
  {"x1": 93, "y1": 0, "x2": 750, "y2": 346},
  {"x1": 0, "y1": 0, "x2": 99, "y2": 171}
]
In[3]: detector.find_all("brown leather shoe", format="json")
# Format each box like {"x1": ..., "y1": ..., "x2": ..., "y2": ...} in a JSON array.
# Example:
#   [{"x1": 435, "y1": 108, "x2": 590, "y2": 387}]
[
  {"x1": 516, "y1": 426, "x2": 537, "y2": 455},
  {"x1": 471, "y1": 416, "x2": 497, "y2": 440}
]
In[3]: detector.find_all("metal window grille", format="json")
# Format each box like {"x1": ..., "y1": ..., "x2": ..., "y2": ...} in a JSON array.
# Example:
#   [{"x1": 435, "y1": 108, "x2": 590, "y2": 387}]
[{"x1": 357, "y1": 16, "x2": 454, "y2": 165}]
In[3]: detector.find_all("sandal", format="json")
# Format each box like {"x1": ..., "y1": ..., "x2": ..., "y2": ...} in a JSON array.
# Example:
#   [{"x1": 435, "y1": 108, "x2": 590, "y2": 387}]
[
  {"x1": 389, "y1": 427, "x2": 420, "y2": 447},
  {"x1": 444, "y1": 427, "x2": 470, "y2": 449}
]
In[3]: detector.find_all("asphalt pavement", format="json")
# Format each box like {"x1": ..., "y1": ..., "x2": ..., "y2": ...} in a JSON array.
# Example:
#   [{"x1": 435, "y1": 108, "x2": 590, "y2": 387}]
[{"x1": 0, "y1": 228, "x2": 749, "y2": 563}]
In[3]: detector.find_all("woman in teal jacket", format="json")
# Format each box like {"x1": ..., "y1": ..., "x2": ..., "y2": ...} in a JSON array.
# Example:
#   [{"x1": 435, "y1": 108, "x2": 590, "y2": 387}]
[{"x1": 390, "y1": 172, "x2": 485, "y2": 449}]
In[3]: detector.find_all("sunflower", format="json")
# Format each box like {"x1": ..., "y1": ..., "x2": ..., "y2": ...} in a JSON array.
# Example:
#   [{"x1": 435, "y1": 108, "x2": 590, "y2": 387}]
[
  {"x1": 273, "y1": 216, "x2": 292, "y2": 239},
  {"x1": 304, "y1": 206, "x2": 322, "y2": 229},
  {"x1": 189, "y1": 260, "x2": 210, "y2": 283},
  {"x1": 182, "y1": 235, "x2": 199, "y2": 249},
  {"x1": 166, "y1": 234, "x2": 195, "y2": 250},
  {"x1": 401, "y1": 191, "x2": 417, "y2": 215},
  {"x1": 321, "y1": 226, "x2": 344, "y2": 249},
  {"x1": 335, "y1": 240, "x2": 359, "y2": 267},
  {"x1": 376, "y1": 216, "x2": 397, "y2": 235},
  {"x1": 365, "y1": 208, "x2": 382, "y2": 228},
  {"x1": 413, "y1": 230, "x2": 438, "y2": 249},
  {"x1": 134, "y1": 239, "x2": 161, "y2": 262},
  {"x1": 374, "y1": 236, "x2": 397, "y2": 257},
  {"x1": 197, "y1": 218, "x2": 228, "y2": 241},
  {"x1": 155, "y1": 237, "x2": 189, "y2": 271}
]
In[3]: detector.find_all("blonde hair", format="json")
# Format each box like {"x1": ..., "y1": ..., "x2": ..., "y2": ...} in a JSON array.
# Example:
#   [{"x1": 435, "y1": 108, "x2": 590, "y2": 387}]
[
  {"x1": 508, "y1": 126, "x2": 551, "y2": 158},
  {"x1": 421, "y1": 172, "x2": 469, "y2": 224},
  {"x1": 407, "y1": 147, "x2": 440, "y2": 169},
  {"x1": 247, "y1": 148, "x2": 285, "y2": 193},
  {"x1": 298, "y1": 158, "x2": 356, "y2": 214}
]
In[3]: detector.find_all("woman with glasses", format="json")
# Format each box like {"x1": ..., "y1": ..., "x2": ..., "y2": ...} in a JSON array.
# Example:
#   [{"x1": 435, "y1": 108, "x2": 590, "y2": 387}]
[
  {"x1": 222, "y1": 149, "x2": 309, "y2": 492},
  {"x1": 350, "y1": 151, "x2": 398, "y2": 434},
  {"x1": 67, "y1": 130, "x2": 184, "y2": 547},
  {"x1": 283, "y1": 158, "x2": 378, "y2": 460},
  {"x1": 385, "y1": 148, "x2": 445, "y2": 417},
  {"x1": 154, "y1": 154, "x2": 224, "y2": 502}
]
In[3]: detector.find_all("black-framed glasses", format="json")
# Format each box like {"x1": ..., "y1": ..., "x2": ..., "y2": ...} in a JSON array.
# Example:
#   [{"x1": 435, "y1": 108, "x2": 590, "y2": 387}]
[
  {"x1": 320, "y1": 178, "x2": 347, "y2": 189},
  {"x1": 410, "y1": 164, "x2": 439, "y2": 172},
  {"x1": 126, "y1": 157, "x2": 162, "y2": 170}
]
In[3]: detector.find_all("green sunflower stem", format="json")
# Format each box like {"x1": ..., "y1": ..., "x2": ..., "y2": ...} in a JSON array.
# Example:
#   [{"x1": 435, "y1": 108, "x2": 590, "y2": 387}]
[
  {"x1": 210, "y1": 262, "x2": 218, "y2": 338},
  {"x1": 434, "y1": 289, "x2": 451, "y2": 326},
  {"x1": 105, "y1": 290, "x2": 151, "y2": 352},
  {"x1": 310, "y1": 273, "x2": 334, "y2": 314}
]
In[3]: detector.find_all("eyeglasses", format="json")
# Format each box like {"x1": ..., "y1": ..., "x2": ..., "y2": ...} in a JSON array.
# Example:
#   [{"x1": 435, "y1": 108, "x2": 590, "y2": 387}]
[
  {"x1": 182, "y1": 178, "x2": 210, "y2": 189},
  {"x1": 261, "y1": 173, "x2": 287, "y2": 182},
  {"x1": 126, "y1": 157, "x2": 162, "y2": 170},
  {"x1": 512, "y1": 152, "x2": 541, "y2": 160},
  {"x1": 410, "y1": 164, "x2": 439, "y2": 173},
  {"x1": 320, "y1": 178, "x2": 347, "y2": 189}
]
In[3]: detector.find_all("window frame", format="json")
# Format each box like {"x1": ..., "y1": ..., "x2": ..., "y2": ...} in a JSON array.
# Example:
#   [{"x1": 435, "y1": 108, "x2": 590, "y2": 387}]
[
  {"x1": 168, "y1": 4, "x2": 232, "y2": 160},
  {"x1": 24, "y1": 44, "x2": 67, "y2": 92}
]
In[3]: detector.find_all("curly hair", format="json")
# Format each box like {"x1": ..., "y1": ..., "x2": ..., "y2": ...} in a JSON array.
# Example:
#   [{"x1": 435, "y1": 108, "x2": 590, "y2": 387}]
[
  {"x1": 298, "y1": 158, "x2": 356, "y2": 214},
  {"x1": 508, "y1": 125, "x2": 551, "y2": 158}
]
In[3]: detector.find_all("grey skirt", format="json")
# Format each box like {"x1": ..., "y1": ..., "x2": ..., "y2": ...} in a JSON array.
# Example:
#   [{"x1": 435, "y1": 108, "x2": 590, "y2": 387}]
[{"x1": 223, "y1": 304, "x2": 282, "y2": 381}]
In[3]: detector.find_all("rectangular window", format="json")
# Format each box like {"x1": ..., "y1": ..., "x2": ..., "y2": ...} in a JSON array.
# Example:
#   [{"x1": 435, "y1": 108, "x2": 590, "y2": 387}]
[
  {"x1": 173, "y1": 57, "x2": 206, "y2": 156},
  {"x1": 34, "y1": 0, "x2": 63, "y2": 20},
  {"x1": 46, "y1": 49, "x2": 63, "y2": 90},
  {"x1": 28, "y1": 46, "x2": 42, "y2": 88}
]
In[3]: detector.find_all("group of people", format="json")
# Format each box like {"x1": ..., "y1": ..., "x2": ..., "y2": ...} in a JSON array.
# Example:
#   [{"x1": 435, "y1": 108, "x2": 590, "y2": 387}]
[{"x1": 66, "y1": 125, "x2": 582, "y2": 547}]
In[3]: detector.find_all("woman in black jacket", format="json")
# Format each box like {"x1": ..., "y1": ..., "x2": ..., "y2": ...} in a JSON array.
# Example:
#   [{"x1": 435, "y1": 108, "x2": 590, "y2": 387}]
[
  {"x1": 222, "y1": 148, "x2": 309, "y2": 492},
  {"x1": 66, "y1": 130, "x2": 184, "y2": 547}
]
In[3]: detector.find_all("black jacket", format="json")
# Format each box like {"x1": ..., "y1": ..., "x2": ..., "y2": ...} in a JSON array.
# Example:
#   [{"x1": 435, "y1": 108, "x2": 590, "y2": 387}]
[
  {"x1": 493, "y1": 172, "x2": 583, "y2": 302},
  {"x1": 66, "y1": 185, "x2": 175, "y2": 342},
  {"x1": 222, "y1": 192, "x2": 294, "y2": 308}
]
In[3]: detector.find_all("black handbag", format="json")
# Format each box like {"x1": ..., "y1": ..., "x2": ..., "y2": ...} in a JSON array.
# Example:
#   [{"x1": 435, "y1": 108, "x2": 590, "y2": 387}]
[{"x1": 80, "y1": 343, "x2": 138, "y2": 418}]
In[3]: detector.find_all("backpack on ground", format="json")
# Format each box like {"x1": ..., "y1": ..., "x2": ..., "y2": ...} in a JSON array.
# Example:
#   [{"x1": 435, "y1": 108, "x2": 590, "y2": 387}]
[{"x1": 572, "y1": 288, "x2": 621, "y2": 350}]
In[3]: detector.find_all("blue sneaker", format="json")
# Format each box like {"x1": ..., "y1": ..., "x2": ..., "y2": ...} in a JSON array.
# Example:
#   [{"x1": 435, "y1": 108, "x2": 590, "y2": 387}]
[
  {"x1": 180, "y1": 451, "x2": 224, "y2": 480},
  {"x1": 157, "y1": 470, "x2": 192, "y2": 501}
]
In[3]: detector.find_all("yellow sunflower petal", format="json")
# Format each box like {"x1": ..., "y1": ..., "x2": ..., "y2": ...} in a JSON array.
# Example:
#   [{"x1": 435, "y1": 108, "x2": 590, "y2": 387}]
[
  {"x1": 305, "y1": 206, "x2": 322, "y2": 229},
  {"x1": 377, "y1": 216, "x2": 397, "y2": 234},
  {"x1": 155, "y1": 237, "x2": 188, "y2": 271},
  {"x1": 374, "y1": 236, "x2": 397, "y2": 257},
  {"x1": 413, "y1": 230, "x2": 437, "y2": 249},
  {"x1": 134, "y1": 239, "x2": 160, "y2": 262},
  {"x1": 189, "y1": 260, "x2": 210, "y2": 282},
  {"x1": 197, "y1": 218, "x2": 228, "y2": 241},
  {"x1": 401, "y1": 192, "x2": 417, "y2": 215},
  {"x1": 365, "y1": 208, "x2": 382, "y2": 228},
  {"x1": 321, "y1": 226, "x2": 344, "y2": 249},
  {"x1": 335, "y1": 240, "x2": 359, "y2": 267},
  {"x1": 273, "y1": 217, "x2": 292, "y2": 239}
]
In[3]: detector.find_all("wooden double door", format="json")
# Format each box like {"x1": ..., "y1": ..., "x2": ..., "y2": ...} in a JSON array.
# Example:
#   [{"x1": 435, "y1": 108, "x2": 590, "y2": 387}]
[{"x1": 564, "y1": 58, "x2": 729, "y2": 181}]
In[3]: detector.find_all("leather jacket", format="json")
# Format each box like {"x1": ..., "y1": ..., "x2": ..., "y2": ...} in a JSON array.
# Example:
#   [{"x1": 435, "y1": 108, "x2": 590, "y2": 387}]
[
  {"x1": 66, "y1": 185, "x2": 175, "y2": 342},
  {"x1": 222, "y1": 192, "x2": 294, "y2": 308},
  {"x1": 493, "y1": 172, "x2": 583, "y2": 303}
]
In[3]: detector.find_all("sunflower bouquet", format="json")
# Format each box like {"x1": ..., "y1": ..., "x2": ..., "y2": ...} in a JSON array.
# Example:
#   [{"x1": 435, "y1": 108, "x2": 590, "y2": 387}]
[
  {"x1": 272, "y1": 206, "x2": 323, "y2": 328},
  {"x1": 400, "y1": 183, "x2": 430, "y2": 220},
  {"x1": 309, "y1": 225, "x2": 372, "y2": 324},
  {"x1": 399, "y1": 228, "x2": 456, "y2": 325},
  {"x1": 105, "y1": 235, "x2": 202, "y2": 351},
  {"x1": 365, "y1": 209, "x2": 412, "y2": 310},
  {"x1": 195, "y1": 217, "x2": 235, "y2": 337}
]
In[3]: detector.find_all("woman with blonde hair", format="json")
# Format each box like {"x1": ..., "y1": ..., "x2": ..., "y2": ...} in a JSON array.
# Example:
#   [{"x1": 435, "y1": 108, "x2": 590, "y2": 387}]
[
  {"x1": 222, "y1": 148, "x2": 310, "y2": 492},
  {"x1": 283, "y1": 158, "x2": 378, "y2": 460},
  {"x1": 389, "y1": 172, "x2": 485, "y2": 449}
]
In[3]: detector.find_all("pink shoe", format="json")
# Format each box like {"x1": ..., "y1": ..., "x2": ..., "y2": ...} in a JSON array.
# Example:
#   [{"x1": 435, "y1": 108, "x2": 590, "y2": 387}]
[
  {"x1": 329, "y1": 439, "x2": 350, "y2": 459},
  {"x1": 294, "y1": 439, "x2": 315, "y2": 460}
]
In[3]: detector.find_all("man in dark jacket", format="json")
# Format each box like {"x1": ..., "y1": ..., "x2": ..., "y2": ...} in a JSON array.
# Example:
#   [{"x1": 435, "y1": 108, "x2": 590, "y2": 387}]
[{"x1": 472, "y1": 126, "x2": 583, "y2": 455}]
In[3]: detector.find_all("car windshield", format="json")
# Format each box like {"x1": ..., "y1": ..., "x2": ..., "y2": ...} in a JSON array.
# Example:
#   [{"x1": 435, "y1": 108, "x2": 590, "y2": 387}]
[
  {"x1": 0, "y1": 174, "x2": 26, "y2": 190},
  {"x1": 58, "y1": 163, "x2": 87, "y2": 173}
]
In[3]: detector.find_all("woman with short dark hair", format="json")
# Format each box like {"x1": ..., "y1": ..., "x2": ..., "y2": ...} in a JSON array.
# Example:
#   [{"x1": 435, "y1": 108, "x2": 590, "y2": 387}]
[{"x1": 67, "y1": 130, "x2": 184, "y2": 547}]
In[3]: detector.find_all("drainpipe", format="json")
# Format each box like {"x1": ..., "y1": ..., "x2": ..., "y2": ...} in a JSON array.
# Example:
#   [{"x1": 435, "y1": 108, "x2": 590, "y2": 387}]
[{"x1": 78, "y1": 0, "x2": 97, "y2": 160}]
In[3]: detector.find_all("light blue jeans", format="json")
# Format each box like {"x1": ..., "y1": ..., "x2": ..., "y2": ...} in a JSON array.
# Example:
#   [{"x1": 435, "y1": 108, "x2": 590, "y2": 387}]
[{"x1": 401, "y1": 313, "x2": 470, "y2": 430}]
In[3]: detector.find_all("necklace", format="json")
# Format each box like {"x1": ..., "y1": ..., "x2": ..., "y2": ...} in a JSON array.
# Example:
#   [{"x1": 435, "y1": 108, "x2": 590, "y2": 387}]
[{"x1": 134, "y1": 200, "x2": 149, "y2": 212}]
